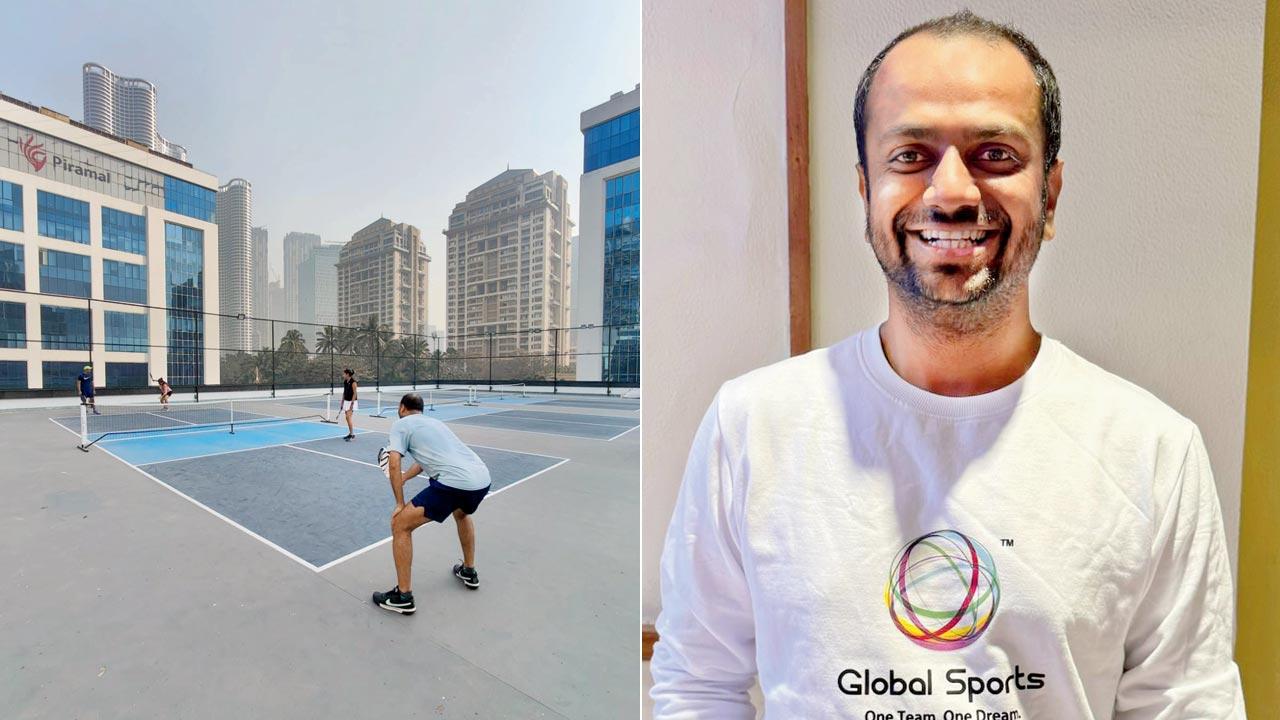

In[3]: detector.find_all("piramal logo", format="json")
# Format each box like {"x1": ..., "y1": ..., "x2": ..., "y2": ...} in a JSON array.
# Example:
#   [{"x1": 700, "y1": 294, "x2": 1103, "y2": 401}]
[
  {"x1": 885, "y1": 530, "x2": 1001, "y2": 651},
  {"x1": 19, "y1": 134, "x2": 46, "y2": 171}
]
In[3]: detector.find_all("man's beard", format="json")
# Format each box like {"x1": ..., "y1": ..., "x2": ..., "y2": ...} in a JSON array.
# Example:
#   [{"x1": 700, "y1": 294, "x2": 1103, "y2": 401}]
[{"x1": 867, "y1": 198, "x2": 1047, "y2": 338}]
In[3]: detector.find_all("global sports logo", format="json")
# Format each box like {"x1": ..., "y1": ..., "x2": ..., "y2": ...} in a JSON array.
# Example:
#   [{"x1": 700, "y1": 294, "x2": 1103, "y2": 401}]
[
  {"x1": 885, "y1": 530, "x2": 1001, "y2": 651},
  {"x1": 19, "y1": 135, "x2": 46, "y2": 172}
]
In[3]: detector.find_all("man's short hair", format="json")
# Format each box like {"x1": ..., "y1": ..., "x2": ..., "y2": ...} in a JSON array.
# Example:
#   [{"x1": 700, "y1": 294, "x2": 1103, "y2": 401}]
[
  {"x1": 400, "y1": 393, "x2": 424, "y2": 412},
  {"x1": 853, "y1": 10, "x2": 1062, "y2": 175}
]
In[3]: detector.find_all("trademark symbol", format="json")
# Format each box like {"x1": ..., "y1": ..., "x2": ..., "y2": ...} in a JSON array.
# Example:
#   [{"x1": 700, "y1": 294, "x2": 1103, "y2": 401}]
[{"x1": 1000, "y1": 538, "x2": 1014, "y2": 547}]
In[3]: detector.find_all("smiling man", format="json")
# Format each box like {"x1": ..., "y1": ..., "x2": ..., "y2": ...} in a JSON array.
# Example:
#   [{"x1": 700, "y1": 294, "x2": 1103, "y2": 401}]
[{"x1": 650, "y1": 11, "x2": 1244, "y2": 719}]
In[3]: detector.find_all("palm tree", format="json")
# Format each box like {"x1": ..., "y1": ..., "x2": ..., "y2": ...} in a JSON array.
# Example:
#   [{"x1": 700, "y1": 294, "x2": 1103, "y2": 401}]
[
  {"x1": 315, "y1": 326, "x2": 340, "y2": 354},
  {"x1": 279, "y1": 329, "x2": 308, "y2": 355}
]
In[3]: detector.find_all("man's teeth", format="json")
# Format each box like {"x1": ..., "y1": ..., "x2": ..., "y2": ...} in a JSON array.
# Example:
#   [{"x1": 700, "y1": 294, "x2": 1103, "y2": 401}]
[{"x1": 919, "y1": 229, "x2": 989, "y2": 247}]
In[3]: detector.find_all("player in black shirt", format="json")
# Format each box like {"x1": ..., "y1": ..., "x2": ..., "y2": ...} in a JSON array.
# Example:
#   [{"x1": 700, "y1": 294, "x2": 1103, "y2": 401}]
[{"x1": 340, "y1": 368, "x2": 358, "y2": 440}]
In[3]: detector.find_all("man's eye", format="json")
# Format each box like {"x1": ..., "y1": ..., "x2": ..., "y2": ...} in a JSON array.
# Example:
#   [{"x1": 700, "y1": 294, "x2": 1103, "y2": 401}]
[
  {"x1": 980, "y1": 148, "x2": 1013, "y2": 162},
  {"x1": 892, "y1": 150, "x2": 924, "y2": 164}
]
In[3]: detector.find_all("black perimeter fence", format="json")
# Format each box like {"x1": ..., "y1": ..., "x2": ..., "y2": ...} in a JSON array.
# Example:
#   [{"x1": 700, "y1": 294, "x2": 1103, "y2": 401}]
[{"x1": 0, "y1": 288, "x2": 639, "y2": 400}]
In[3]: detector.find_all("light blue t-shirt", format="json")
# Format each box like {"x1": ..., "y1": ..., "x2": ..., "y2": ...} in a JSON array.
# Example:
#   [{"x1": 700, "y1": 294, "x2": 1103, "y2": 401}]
[{"x1": 387, "y1": 413, "x2": 491, "y2": 491}]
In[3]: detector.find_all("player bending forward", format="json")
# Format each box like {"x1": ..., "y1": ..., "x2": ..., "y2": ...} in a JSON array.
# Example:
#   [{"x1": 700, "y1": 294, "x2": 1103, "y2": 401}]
[{"x1": 373, "y1": 392, "x2": 492, "y2": 614}]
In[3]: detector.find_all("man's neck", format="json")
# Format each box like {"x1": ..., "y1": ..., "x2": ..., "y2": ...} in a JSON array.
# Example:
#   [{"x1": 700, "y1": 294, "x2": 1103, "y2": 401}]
[{"x1": 879, "y1": 295, "x2": 1040, "y2": 397}]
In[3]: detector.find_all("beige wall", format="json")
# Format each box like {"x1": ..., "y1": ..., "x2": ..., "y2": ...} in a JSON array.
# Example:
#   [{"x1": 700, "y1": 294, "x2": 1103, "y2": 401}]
[
  {"x1": 808, "y1": 0, "x2": 1266, "y2": 573},
  {"x1": 641, "y1": 0, "x2": 791, "y2": 622}
]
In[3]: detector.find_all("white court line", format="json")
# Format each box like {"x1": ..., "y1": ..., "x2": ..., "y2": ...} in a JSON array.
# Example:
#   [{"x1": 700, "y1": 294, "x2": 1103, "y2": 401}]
[
  {"x1": 486, "y1": 412, "x2": 636, "y2": 429},
  {"x1": 285, "y1": 443, "x2": 379, "y2": 468},
  {"x1": 145, "y1": 411, "x2": 197, "y2": 426},
  {"x1": 131, "y1": 429, "x2": 373, "y2": 466},
  {"x1": 92, "y1": 440, "x2": 322, "y2": 573},
  {"x1": 314, "y1": 457, "x2": 572, "y2": 573},
  {"x1": 48, "y1": 416, "x2": 83, "y2": 440},
  {"x1": 607, "y1": 424, "x2": 640, "y2": 442},
  {"x1": 452, "y1": 415, "x2": 633, "y2": 441},
  {"x1": 447, "y1": 421, "x2": 615, "y2": 442},
  {"x1": 350, "y1": 427, "x2": 586, "y2": 456},
  {"x1": 98, "y1": 417, "x2": 321, "y2": 444}
]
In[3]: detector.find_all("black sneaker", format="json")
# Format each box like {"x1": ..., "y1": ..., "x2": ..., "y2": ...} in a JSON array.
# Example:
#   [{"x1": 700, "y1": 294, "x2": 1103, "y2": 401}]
[
  {"x1": 372, "y1": 586, "x2": 415, "y2": 614},
  {"x1": 453, "y1": 564, "x2": 479, "y2": 589}
]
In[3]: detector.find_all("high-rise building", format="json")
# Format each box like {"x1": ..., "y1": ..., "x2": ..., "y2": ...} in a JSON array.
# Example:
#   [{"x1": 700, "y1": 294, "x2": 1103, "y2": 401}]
[
  {"x1": 283, "y1": 231, "x2": 321, "y2": 322},
  {"x1": 0, "y1": 92, "x2": 219, "y2": 390},
  {"x1": 251, "y1": 227, "x2": 268, "y2": 318},
  {"x1": 82, "y1": 63, "x2": 188, "y2": 162},
  {"x1": 444, "y1": 169, "x2": 573, "y2": 362},
  {"x1": 250, "y1": 226, "x2": 269, "y2": 347},
  {"x1": 337, "y1": 218, "x2": 429, "y2": 335},
  {"x1": 577, "y1": 85, "x2": 639, "y2": 384},
  {"x1": 215, "y1": 179, "x2": 253, "y2": 353},
  {"x1": 266, "y1": 279, "x2": 286, "y2": 327},
  {"x1": 298, "y1": 244, "x2": 341, "y2": 329}
]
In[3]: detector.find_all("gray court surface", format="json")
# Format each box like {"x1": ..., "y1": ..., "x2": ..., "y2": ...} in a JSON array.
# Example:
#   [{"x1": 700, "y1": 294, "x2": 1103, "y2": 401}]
[
  {"x1": 450, "y1": 407, "x2": 639, "y2": 440},
  {"x1": 139, "y1": 434, "x2": 563, "y2": 567},
  {"x1": 543, "y1": 397, "x2": 640, "y2": 411},
  {"x1": 1, "y1": 391, "x2": 639, "y2": 719}
]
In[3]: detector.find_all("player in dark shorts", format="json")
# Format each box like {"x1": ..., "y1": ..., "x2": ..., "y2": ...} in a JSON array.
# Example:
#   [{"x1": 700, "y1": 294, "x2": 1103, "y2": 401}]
[
  {"x1": 372, "y1": 392, "x2": 492, "y2": 615},
  {"x1": 340, "y1": 368, "x2": 358, "y2": 441},
  {"x1": 156, "y1": 377, "x2": 173, "y2": 410},
  {"x1": 76, "y1": 365, "x2": 99, "y2": 415}
]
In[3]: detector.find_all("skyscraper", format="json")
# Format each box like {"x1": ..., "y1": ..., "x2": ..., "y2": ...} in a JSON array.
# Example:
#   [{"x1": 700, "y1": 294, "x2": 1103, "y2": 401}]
[
  {"x1": 299, "y1": 244, "x2": 342, "y2": 329},
  {"x1": 215, "y1": 179, "x2": 254, "y2": 353},
  {"x1": 577, "y1": 85, "x2": 639, "y2": 384},
  {"x1": 82, "y1": 63, "x2": 188, "y2": 162},
  {"x1": 444, "y1": 169, "x2": 573, "y2": 363},
  {"x1": 337, "y1": 218, "x2": 429, "y2": 335},
  {"x1": 283, "y1": 231, "x2": 321, "y2": 323},
  {"x1": 251, "y1": 226, "x2": 269, "y2": 348}
]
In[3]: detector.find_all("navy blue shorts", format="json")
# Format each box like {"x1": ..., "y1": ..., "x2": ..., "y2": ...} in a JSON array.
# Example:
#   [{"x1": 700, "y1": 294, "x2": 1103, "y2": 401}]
[{"x1": 410, "y1": 477, "x2": 490, "y2": 523}]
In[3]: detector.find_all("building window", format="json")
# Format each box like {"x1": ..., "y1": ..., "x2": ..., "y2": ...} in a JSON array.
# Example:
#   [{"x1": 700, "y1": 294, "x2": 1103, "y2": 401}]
[
  {"x1": 0, "y1": 180, "x2": 22, "y2": 232},
  {"x1": 165, "y1": 222, "x2": 204, "y2": 384},
  {"x1": 0, "y1": 360, "x2": 26, "y2": 389},
  {"x1": 583, "y1": 109, "x2": 640, "y2": 173},
  {"x1": 43, "y1": 361, "x2": 86, "y2": 390},
  {"x1": 105, "y1": 311, "x2": 147, "y2": 353},
  {"x1": 37, "y1": 190, "x2": 90, "y2": 244},
  {"x1": 0, "y1": 301, "x2": 25, "y2": 348},
  {"x1": 106, "y1": 362, "x2": 148, "y2": 387},
  {"x1": 41, "y1": 305, "x2": 90, "y2": 350},
  {"x1": 164, "y1": 176, "x2": 215, "y2": 223},
  {"x1": 39, "y1": 249, "x2": 91, "y2": 298},
  {"x1": 102, "y1": 207, "x2": 147, "y2": 255},
  {"x1": 103, "y1": 259, "x2": 147, "y2": 304},
  {"x1": 0, "y1": 240, "x2": 23, "y2": 290},
  {"x1": 603, "y1": 170, "x2": 640, "y2": 384}
]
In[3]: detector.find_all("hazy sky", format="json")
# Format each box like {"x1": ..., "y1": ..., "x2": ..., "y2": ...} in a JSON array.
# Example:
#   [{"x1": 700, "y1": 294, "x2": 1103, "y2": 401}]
[{"x1": 2, "y1": 0, "x2": 640, "y2": 330}]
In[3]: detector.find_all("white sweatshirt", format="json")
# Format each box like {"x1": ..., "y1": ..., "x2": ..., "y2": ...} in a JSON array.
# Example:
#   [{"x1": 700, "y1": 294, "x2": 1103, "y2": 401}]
[{"x1": 651, "y1": 328, "x2": 1244, "y2": 719}]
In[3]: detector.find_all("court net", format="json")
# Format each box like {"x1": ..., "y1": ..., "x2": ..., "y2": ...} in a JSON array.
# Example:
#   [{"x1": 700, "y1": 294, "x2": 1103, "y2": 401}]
[
  {"x1": 76, "y1": 394, "x2": 336, "y2": 450},
  {"x1": 367, "y1": 384, "x2": 528, "y2": 418}
]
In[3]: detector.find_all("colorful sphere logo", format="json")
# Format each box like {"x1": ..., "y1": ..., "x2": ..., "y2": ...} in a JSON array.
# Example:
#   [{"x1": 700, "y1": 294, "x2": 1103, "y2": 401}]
[{"x1": 885, "y1": 530, "x2": 1001, "y2": 651}]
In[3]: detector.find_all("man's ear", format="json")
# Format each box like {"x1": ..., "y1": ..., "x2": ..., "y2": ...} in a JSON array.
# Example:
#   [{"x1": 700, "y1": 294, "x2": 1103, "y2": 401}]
[
  {"x1": 1042, "y1": 158, "x2": 1064, "y2": 242},
  {"x1": 856, "y1": 163, "x2": 872, "y2": 243}
]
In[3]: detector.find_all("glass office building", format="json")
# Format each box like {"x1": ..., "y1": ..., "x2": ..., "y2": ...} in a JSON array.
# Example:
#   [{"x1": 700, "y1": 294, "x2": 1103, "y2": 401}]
[
  {"x1": 0, "y1": 91, "x2": 219, "y2": 391},
  {"x1": 578, "y1": 85, "x2": 640, "y2": 385}
]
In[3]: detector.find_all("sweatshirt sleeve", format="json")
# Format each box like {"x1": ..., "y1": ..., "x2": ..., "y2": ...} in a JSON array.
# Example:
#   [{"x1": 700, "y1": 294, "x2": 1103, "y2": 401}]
[
  {"x1": 650, "y1": 391, "x2": 758, "y2": 719},
  {"x1": 1114, "y1": 426, "x2": 1245, "y2": 719}
]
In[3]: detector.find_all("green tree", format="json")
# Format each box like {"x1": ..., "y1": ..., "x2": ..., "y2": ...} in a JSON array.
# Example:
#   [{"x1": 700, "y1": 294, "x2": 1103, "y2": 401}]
[{"x1": 316, "y1": 325, "x2": 340, "y2": 354}]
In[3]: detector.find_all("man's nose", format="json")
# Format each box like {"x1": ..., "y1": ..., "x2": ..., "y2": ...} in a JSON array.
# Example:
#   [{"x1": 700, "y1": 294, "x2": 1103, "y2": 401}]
[{"x1": 922, "y1": 146, "x2": 981, "y2": 215}]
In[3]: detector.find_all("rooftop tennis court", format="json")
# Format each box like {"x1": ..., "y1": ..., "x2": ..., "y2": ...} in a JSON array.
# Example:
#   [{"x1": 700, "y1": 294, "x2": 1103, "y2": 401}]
[{"x1": 3, "y1": 386, "x2": 639, "y2": 718}]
